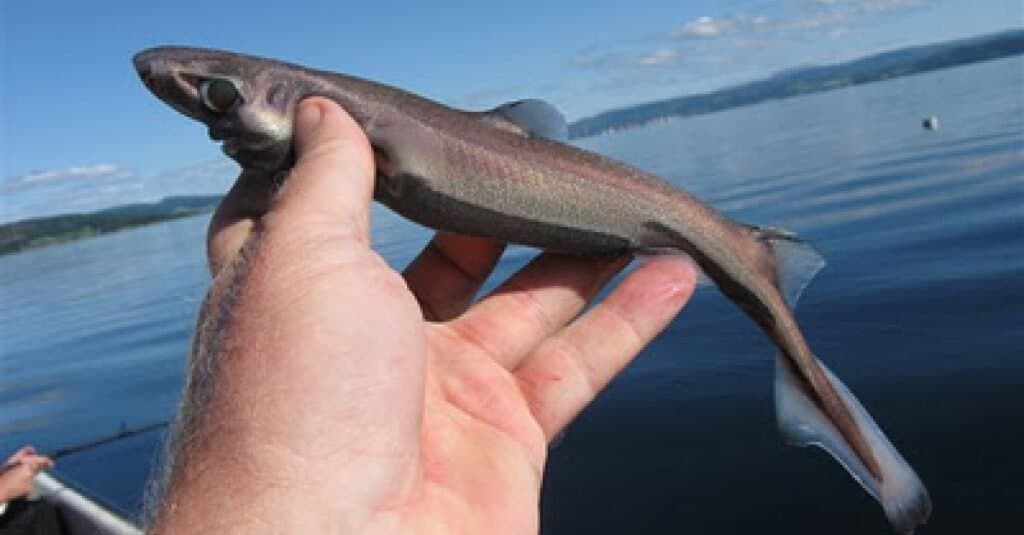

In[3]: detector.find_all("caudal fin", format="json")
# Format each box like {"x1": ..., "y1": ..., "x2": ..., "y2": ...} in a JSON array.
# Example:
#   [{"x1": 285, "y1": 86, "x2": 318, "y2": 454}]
[
  {"x1": 775, "y1": 354, "x2": 932, "y2": 533},
  {"x1": 755, "y1": 226, "x2": 931, "y2": 533}
]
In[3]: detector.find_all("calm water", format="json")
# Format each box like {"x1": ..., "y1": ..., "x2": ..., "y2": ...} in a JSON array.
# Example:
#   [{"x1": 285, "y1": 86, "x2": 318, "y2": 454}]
[{"x1": 2, "y1": 57, "x2": 1021, "y2": 533}]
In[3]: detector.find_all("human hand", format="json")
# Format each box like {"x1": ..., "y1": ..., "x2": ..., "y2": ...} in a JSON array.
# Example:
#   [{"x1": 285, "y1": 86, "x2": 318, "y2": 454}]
[
  {"x1": 0, "y1": 446, "x2": 53, "y2": 502},
  {"x1": 150, "y1": 98, "x2": 697, "y2": 534}
]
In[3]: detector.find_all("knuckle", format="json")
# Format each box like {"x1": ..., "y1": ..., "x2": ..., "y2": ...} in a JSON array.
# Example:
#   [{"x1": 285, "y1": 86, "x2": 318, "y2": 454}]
[
  {"x1": 444, "y1": 317, "x2": 505, "y2": 362},
  {"x1": 598, "y1": 303, "x2": 645, "y2": 349},
  {"x1": 498, "y1": 283, "x2": 559, "y2": 335}
]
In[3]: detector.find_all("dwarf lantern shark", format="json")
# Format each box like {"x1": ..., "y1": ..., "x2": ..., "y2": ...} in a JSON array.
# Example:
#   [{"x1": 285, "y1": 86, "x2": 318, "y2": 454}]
[{"x1": 134, "y1": 46, "x2": 931, "y2": 533}]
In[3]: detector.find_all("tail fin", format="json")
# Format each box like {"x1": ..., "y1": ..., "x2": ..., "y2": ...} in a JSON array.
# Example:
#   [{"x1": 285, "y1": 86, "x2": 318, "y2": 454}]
[
  {"x1": 754, "y1": 226, "x2": 932, "y2": 534},
  {"x1": 775, "y1": 354, "x2": 932, "y2": 533}
]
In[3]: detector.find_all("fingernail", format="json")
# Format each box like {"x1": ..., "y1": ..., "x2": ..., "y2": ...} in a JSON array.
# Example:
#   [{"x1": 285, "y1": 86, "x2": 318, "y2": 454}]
[
  {"x1": 645, "y1": 280, "x2": 686, "y2": 304},
  {"x1": 296, "y1": 101, "x2": 323, "y2": 133}
]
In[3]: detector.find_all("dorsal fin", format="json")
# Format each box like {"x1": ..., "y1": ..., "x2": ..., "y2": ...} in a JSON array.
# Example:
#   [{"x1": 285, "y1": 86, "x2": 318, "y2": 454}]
[{"x1": 483, "y1": 99, "x2": 568, "y2": 141}]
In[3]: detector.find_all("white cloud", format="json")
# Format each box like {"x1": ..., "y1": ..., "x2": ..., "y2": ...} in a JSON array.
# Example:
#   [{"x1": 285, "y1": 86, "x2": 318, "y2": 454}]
[
  {"x1": 1, "y1": 159, "x2": 238, "y2": 223},
  {"x1": 557, "y1": 0, "x2": 936, "y2": 117},
  {"x1": 783, "y1": 0, "x2": 931, "y2": 33},
  {"x1": 675, "y1": 16, "x2": 735, "y2": 38},
  {"x1": 9, "y1": 164, "x2": 133, "y2": 189},
  {"x1": 640, "y1": 48, "x2": 679, "y2": 66},
  {"x1": 673, "y1": 13, "x2": 773, "y2": 40}
]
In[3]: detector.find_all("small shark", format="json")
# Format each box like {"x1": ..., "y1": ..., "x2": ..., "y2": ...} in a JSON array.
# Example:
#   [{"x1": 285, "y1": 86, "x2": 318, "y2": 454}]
[{"x1": 134, "y1": 46, "x2": 931, "y2": 533}]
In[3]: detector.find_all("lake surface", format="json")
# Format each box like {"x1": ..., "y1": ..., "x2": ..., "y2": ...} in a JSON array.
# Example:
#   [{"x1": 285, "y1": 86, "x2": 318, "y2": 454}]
[{"x1": 2, "y1": 57, "x2": 1021, "y2": 533}]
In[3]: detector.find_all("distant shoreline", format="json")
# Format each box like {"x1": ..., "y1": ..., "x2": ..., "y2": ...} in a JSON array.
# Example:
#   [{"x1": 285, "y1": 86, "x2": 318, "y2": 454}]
[
  {"x1": 0, "y1": 196, "x2": 221, "y2": 256},
  {"x1": 4, "y1": 29, "x2": 1021, "y2": 256},
  {"x1": 568, "y1": 29, "x2": 1024, "y2": 138}
]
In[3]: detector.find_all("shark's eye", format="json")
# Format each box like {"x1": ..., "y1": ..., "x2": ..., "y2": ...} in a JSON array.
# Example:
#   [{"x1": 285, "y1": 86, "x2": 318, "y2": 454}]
[{"x1": 199, "y1": 79, "x2": 240, "y2": 113}]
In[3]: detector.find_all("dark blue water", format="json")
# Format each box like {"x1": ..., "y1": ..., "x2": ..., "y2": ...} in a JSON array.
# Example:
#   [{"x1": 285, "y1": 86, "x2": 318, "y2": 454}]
[{"x1": 1, "y1": 57, "x2": 1021, "y2": 533}]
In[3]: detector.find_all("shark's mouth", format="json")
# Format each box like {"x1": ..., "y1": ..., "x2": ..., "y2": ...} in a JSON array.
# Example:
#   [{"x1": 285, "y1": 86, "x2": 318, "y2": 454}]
[
  {"x1": 216, "y1": 135, "x2": 292, "y2": 171},
  {"x1": 221, "y1": 138, "x2": 245, "y2": 158},
  {"x1": 210, "y1": 127, "x2": 269, "y2": 157},
  {"x1": 220, "y1": 136, "x2": 278, "y2": 155}
]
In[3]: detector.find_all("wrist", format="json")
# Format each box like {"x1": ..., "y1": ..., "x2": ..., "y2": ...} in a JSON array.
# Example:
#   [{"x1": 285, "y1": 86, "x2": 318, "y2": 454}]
[
  {"x1": 153, "y1": 426, "x2": 363, "y2": 534},
  {"x1": 0, "y1": 484, "x2": 20, "y2": 503},
  {"x1": 0, "y1": 475, "x2": 18, "y2": 502}
]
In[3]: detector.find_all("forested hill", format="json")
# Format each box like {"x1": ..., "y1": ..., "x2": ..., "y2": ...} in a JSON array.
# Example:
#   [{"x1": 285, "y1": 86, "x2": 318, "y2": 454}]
[{"x1": 0, "y1": 195, "x2": 221, "y2": 255}]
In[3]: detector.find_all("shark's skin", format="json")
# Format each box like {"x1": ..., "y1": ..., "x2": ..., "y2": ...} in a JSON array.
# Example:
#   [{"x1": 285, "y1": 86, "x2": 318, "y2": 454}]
[{"x1": 134, "y1": 46, "x2": 930, "y2": 533}]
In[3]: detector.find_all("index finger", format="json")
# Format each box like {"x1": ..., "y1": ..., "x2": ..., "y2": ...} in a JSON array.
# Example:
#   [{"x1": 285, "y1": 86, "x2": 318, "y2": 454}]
[
  {"x1": 206, "y1": 97, "x2": 373, "y2": 275},
  {"x1": 207, "y1": 169, "x2": 278, "y2": 275}
]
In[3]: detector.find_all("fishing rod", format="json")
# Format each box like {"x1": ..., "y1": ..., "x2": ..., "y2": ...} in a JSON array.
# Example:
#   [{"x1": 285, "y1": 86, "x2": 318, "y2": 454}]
[
  {"x1": 44, "y1": 421, "x2": 170, "y2": 461},
  {"x1": 2, "y1": 423, "x2": 167, "y2": 476}
]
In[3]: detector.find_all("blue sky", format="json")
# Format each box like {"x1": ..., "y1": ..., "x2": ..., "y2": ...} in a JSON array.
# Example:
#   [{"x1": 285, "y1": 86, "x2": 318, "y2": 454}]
[{"x1": 1, "y1": 0, "x2": 1019, "y2": 222}]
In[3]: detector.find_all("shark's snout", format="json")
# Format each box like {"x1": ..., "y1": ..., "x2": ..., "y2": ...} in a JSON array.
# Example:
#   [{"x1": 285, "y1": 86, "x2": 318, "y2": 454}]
[
  {"x1": 133, "y1": 50, "x2": 167, "y2": 94},
  {"x1": 132, "y1": 50, "x2": 163, "y2": 81},
  {"x1": 132, "y1": 48, "x2": 208, "y2": 121},
  {"x1": 132, "y1": 51, "x2": 150, "y2": 77}
]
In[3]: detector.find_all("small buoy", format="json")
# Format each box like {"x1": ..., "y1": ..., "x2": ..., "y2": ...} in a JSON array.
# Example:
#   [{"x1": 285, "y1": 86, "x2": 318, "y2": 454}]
[{"x1": 922, "y1": 116, "x2": 939, "y2": 130}]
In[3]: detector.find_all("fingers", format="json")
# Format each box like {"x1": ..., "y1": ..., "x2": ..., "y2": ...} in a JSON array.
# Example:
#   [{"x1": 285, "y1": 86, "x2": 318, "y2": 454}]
[
  {"x1": 10, "y1": 446, "x2": 29, "y2": 461},
  {"x1": 24, "y1": 454, "x2": 53, "y2": 472},
  {"x1": 514, "y1": 255, "x2": 697, "y2": 439},
  {"x1": 6, "y1": 445, "x2": 35, "y2": 464},
  {"x1": 403, "y1": 233, "x2": 506, "y2": 321},
  {"x1": 4, "y1": 454, "x2": 52, "y2": 474},
  {"x1": 207, "y1": 170, "x2": 278, "y2": 275},
  {"x1": 205, "y1": 98, "x2": 374, "y2": 275},
  {"x1": 265, "y1": 97, "x2": 375, "y2": 244},
  {"x1": 443, "y1": 253, "x2": 630, "y2": 369}
]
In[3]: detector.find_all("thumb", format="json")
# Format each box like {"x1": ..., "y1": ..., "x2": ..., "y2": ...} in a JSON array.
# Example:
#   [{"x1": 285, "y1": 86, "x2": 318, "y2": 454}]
[{"x1": 268, "y1": 97, "x2": 375, "y2": 242}]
